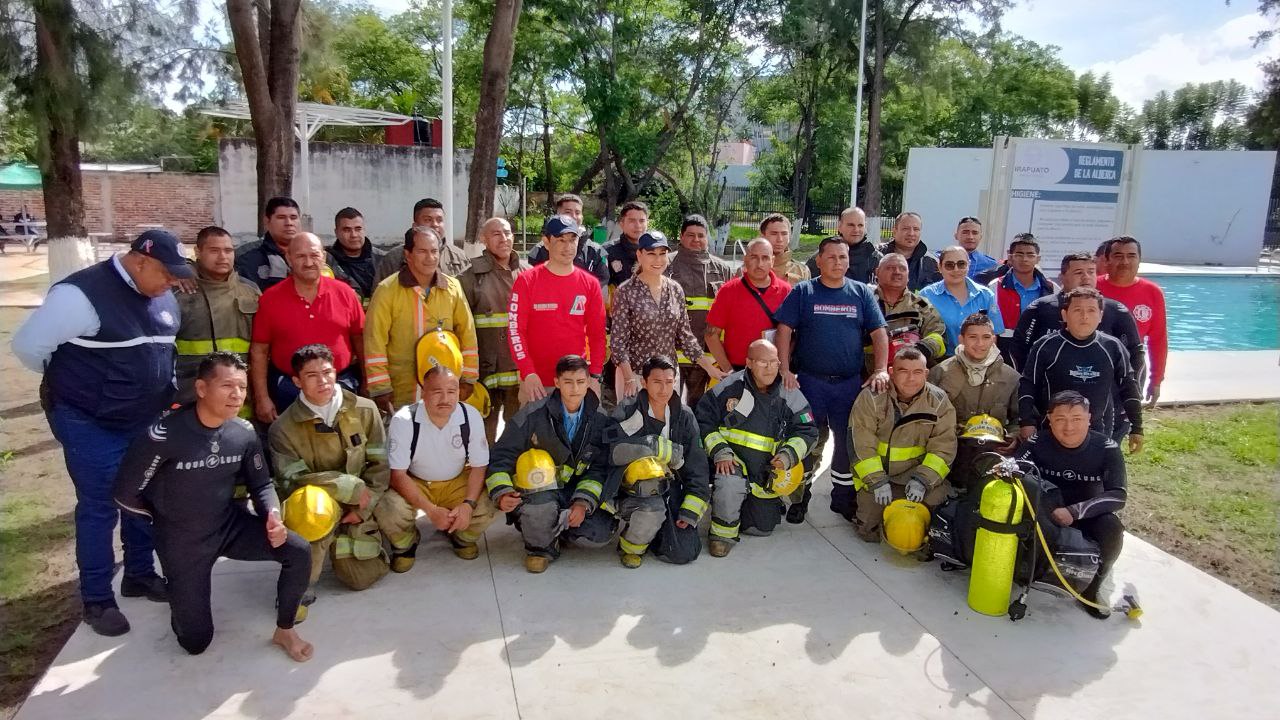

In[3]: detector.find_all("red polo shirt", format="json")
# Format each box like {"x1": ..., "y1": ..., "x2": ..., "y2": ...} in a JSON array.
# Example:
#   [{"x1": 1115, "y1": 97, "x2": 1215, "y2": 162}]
[
  {"x1": 705, "y1": 271, "x2": 791, "y2": 367},
  {"x1": 253, "y1": 276, "x2": 365, "y2": 373}
]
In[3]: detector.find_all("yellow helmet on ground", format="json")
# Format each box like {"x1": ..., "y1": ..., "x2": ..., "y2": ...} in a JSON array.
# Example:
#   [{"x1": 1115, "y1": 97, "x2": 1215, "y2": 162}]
[
  {"x1": 465, "y1": 382, "x2": 491, "y2": 418},
  {"x1": 882, "y1": 499, "x2": 931, "y2": 555},
  {"x1": 282, "y1": 485, "x2": 339, "y2": 542},
  {"x1": 961, "y1": 414, "x2": 1005, "y2": 443},
  {"x1": 515, "y1": 449, "x2": 558, "y2": 492},
  {"x1": 416, "y1": 327, "x2": 463, "y2": 383},
  {"x1": 770, "y1": 463, "x2": 804, "y2": 496},
  {"x1": 623, "y1": 457, "x2": 666, "y2": 487}
]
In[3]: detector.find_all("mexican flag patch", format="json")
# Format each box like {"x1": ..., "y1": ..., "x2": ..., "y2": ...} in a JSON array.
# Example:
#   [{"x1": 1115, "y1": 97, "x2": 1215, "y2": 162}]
[{"x1": 798, "y1": 412, "x2": 812, "y2": 423}]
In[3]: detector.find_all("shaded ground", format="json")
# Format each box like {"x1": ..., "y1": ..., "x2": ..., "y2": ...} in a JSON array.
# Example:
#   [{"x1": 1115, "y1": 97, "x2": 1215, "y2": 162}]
[{"x1": 0, "y1": 298, "x2": 1276, "y2": 718}]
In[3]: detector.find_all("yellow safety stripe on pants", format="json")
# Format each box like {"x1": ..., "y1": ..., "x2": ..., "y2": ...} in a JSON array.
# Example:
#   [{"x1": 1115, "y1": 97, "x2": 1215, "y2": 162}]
[
  {"x1": 875, "y1": 442, "x2": 926, "y2": 462},
  {"x1": 483, "y1": 371, "x2": 521, "y2": 389},
  {"x1": 853, "y1": 456, "x2": 885, "y2": 481},
  {"x1": 486, "y1": 472, "x2": 514, "y2": 493},
  {"x1": 710, "y1": 519, "x2": 739, "y2": 539},
  {"x1": 679, "y1": 494, "x2": 708, "y2": 518},
  {"x1": 333, "y1": 534, "x2": 381, "y2": 560},
  {"x1": 619, "y1": 536, "x2": 649, "y2": 555},
  {"x1": 782, "y1": 437, "x2": 809, "y2": 461},
  {"x1": 175, "y1": 337, "x2": 252, "y2": 355},
  {"x1": 676, "y1": 350, "x2": 715, "y2": 365},
  {"x1": 686, "y1": 296, "x2": 714, "y2": 311},
  {"x1": 921, "y1": 452, "x2": 951, "y2": 478},
  {"x1": 722, "y1": 427, "x2": 777, "y2": 454},
  {"x1": 387, "y1": 529, "x2": 418, "y2": 550},
  {"x1": 749, "y1": 482, "x2": 778, "y2": 499},
  {"x1": 575, "y1": 479, "x2": 603, "y2": 501},
  {"x1": 474, "y1": 313, "x2": 508, "y2": 328}
]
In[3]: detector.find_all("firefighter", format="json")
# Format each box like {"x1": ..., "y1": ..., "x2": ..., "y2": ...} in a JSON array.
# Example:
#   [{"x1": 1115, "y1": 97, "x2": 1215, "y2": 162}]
[
  {"x1": 694, "y1": 339, "x2": 818, "y2": 557},
  {"x1": 174, "y1": 226, "x2": 260, "y2": 415},
  {"x1": 459, "y1": 217, "x2": 529, "y2": 442},
  {"x1": 268, "y1": 345, "x2": 396, "y2": 618},
  {"x1": 665, "y1": 214, "x2": 733, "y2": 407},
  {"x1": 850, "y1": 347, "x2": 957, "y2": 542},
  {"x1": 365, "y1": 226, "x2": 479, "y2": 413},
  {"x1": 485, "y1": 355, "x2": 618, "y2": 573},
  {"x1": 606, "y1": 355, "x2": 710, "y2": 568},
  {"x1": 865, "y1": 253, "x2": 947, "y2": 375}
]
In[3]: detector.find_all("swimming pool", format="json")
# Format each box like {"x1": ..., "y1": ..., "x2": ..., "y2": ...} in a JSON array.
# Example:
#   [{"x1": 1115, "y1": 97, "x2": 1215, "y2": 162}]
[{"x1": 1147, "y1": 274, "x2": 1279, "y2": 350}]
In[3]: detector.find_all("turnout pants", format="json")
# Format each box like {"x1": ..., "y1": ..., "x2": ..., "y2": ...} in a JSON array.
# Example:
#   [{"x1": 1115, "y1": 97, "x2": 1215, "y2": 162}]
[
  {"x1": 855, "y1": 477, "x2": 951, "y2": 534},
  {"x1": 155, "y1": 510, "x2": 311, "y2": 655},
  {"x1": 49, "y1": 404, "x2": 156, "y2": 605},
  {"x1": 615, "y1": 495, "x2": 668, "y2": 556},
  {"x1": 648, "y1": 491, "x2": 702, "y2": 565},
  {"x1": 481, "y1": 386, "x2": 521, "y2": 445},
  {"x1": 796, "y1": 373, "x2": 860, "y2": 518},
  {"x1": 710, "y1": 472, "x2": 783, "y2": 541},
  {"x1": 514, "y1": 487, "x2": 617, "y2": 558},
  {"x1": 381, "y1": 470, "x2": 498, "y2": 554}
]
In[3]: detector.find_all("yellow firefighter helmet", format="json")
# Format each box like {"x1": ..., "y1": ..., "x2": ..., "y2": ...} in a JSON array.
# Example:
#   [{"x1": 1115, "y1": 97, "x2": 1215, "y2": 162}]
[
  {"x1": 961, "y1": 414, "x2": 1006, "y2": 443},
  {"x1": 770, "y1": 463, "x2": 804, "y2": 496},
  {"x1": 282, "y1": 485, "x2": 339, "y2": 542},
  {"x1": 465, "y1": 382, "x2": 491, "y2": 418},
  {"x1": 515, "y1": 449, "x2": 558, "y2": 493},
  {"x1": 416, "y1": 327, "x2": 464, "y2": 383},
  {"x1": 623, "y1": 456, "x2": 666, "y2": 487},
  {"x1": 882, "y1": 499, "x2": 931, "y2": 555}
]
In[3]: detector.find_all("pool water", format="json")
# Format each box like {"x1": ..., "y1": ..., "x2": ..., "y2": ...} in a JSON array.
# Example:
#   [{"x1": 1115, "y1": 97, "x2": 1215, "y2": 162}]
[{"x1": 1147, "y1": 274, "x2": 1279, "y2": 350}]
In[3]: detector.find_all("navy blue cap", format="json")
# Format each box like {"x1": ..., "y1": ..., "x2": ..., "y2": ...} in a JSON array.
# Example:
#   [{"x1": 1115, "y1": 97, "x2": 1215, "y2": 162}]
[
  {"x1": 130, "y1": 229, "x2": 194, "y2": 278},
  {"x1": 542, "y1": 214, "x2": 580, "y2": 238},
  {"x1": 638, "y1": 230, "x2": 670, "y2": 251}
]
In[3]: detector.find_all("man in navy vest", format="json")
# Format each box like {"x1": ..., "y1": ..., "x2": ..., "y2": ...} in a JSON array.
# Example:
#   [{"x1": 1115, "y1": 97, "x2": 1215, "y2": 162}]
[{"x1": 12, "y1": 229, "x2": 192, "y2": 636}]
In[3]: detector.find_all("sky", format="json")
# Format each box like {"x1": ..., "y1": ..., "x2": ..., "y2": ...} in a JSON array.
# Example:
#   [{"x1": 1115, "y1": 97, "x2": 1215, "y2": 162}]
[{"x1": 355, "y1": 0, "x2": 1277, "y2": 109}]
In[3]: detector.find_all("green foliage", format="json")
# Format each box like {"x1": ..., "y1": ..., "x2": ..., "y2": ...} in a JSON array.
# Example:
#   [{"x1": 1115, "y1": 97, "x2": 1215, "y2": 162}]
[
  {"x1": 1116, "y1": 81, "x2": 1254, "y2": 150},
  {"x1": 83, "y1": 104, "x2": 219, "y2": 172}
]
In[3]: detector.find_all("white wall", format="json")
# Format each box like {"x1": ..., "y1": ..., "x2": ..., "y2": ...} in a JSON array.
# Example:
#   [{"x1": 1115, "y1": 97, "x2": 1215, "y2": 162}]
[
  {"x1": 901, "y1": 147, "x2": 993, "y2": 250},
  {"x1": 1127, "y1": 150, "x2": 1276, "y2": 266},
  {"x1": 218, "y1": 139, "x2": 473, "y2": 245},
  {"x1": 904, "y1": 145, "x2": 1276, "y2": 265}
]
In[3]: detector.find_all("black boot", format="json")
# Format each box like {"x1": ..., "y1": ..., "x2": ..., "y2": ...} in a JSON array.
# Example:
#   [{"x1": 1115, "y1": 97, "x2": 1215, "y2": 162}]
[
  {"x1": 786, "y1": 484, "x2": 812, "y2": 524},
  {"x1": 84, "y1": 602, "x2": 130, "y2": 636},
  {"x1": 121, "y1": 573, "x2": 169, "y2": 602}
]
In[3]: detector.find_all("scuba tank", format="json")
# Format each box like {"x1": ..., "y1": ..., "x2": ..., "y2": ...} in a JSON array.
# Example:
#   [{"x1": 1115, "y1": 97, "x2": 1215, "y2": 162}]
[{"x1": 968, "y1": 459, "x2": 1028, "y2": 616}]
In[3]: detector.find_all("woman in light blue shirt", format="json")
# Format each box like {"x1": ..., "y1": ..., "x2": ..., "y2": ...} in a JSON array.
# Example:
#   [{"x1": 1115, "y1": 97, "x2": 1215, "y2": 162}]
[{"x1": 919, "y1": 245, "x2": 1004, "y2": 356}]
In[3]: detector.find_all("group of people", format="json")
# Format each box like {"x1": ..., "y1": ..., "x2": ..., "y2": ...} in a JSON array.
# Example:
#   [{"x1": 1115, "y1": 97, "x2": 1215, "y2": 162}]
[{"x1": 11, "y1": 192, "x2": 1167, "y2": 662}]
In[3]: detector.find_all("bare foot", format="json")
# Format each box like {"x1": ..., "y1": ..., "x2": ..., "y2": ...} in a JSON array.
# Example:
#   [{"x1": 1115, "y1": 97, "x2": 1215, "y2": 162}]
[{"x1": 272, "y1": 627, "x2": 314, "y2": 662}]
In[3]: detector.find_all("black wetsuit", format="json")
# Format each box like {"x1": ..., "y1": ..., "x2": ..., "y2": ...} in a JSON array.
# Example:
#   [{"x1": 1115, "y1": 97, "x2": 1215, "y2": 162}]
[
  {"x1": 115, "y1": 406, "x2": 311, "y2": 655},
  {"x1": 1018, "y1": 330, "x2": 1142, "y2": 439},
  {"x1": 1018, "y1": 429, "x2": 1126, "y2": 575},
  {"x1": 1011, "y1": 294, "x2": 1145, "y2": 377}
]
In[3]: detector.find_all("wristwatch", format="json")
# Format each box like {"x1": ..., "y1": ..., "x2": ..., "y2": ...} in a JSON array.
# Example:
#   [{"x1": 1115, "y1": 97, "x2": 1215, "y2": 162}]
[{"x1": 463, "y1": 498, "x2": 478, "y2": 509}]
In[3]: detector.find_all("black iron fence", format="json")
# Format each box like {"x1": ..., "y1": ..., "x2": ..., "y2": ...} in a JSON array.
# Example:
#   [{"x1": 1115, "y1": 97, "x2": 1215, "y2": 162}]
[{"x1": 718, "y1": 184, "x2": 903, "y2": 235}]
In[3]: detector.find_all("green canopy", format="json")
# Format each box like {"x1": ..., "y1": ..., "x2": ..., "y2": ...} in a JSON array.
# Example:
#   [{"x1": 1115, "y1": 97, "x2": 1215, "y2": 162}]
[{"x1": 0, "y1": 164, "x2": 42, "y2": 189}]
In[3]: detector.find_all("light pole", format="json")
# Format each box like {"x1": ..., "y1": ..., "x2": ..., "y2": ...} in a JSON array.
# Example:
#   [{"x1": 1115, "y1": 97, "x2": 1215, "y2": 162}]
[
  {"x1": 849, "y1": 0, "x2": 869, "y2": 210},
  {"x1": 442, "y1": 0, "x2": 454, "y2": 245}
]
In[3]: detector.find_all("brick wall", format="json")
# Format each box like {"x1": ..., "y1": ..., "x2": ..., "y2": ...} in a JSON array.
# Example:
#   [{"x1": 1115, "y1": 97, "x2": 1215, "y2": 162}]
[{"x1": 0, "y1": 171, "x2": 216, "y2": 242}]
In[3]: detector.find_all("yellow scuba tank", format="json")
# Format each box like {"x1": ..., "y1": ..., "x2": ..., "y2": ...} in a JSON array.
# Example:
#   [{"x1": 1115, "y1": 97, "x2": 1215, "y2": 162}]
[{"x1": 968, "y1": 474, "x2": 1027, "y2": 616}]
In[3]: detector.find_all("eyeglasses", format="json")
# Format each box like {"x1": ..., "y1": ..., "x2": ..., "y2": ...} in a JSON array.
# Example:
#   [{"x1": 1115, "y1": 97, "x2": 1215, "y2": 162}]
[{"x1": 942, "y1": 260, "x2": 969, "y2": 270}]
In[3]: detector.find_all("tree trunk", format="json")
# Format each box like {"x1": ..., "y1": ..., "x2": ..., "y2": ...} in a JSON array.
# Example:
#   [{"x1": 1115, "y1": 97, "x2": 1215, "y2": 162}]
[
  {"x1": 34, "y1": 0, "x2": 93, "y2": 282},
  {"x1": 541, "y1": 84, "x2": 554, "y2": 197},
  {"x1": 227, "y1": 0, "x2": 300, "y2": 232},
  {"x1": 863, "y1": 3, "x2": 886, "y2": 220},
  {"x1": 466, "y1": 0, "x2": 523, "y2": 248}
]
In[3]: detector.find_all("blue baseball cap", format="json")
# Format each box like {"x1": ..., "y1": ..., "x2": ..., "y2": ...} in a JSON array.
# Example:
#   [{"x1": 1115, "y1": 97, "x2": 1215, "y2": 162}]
[
  {"x1": 542, "y1": 214, "x2": 580, "y2": 238},
  {"x1": 638, "y1": 230, "x2": 670, "y2": 251},
  {"x1": 130, "y1": 229, "x2": 194, "y2": 278}
]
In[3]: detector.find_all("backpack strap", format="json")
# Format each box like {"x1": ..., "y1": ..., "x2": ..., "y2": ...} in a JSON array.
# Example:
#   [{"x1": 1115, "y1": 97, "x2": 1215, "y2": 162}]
[{"x1": 409, "y1": 401, "x2": 473, "y2": 465}]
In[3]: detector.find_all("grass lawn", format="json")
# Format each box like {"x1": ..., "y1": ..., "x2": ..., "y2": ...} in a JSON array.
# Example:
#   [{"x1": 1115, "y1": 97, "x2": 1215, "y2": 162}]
[{"x1": 1121, "y1": 402, "x2": 1279, "y2": 608}]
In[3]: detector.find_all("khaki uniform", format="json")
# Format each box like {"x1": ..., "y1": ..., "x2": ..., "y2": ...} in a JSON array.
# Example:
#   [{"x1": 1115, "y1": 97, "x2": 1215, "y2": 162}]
[
  {"x1": 928, "y1": 356, "x2": 1020, "y2": 492},
  {"x1": 375, "y1": 241, "x2": 471, "y2": 285},
  {"x1": 773, "y1": 250, "x2": 810, "y2": 285},
  {"x1": 380, "y1": 469, "x2": 497, "y2": 551},
  {"x1": 665, "y1": 249, "x2": 733, "y2": 406},
  {"x1": 268, "y1": 390, "x2": 408, "y2": 591},
  {"x1": 364, "y1": 268, "x2": 479, "y2": 409},
  {"x1": 850, "y1": 383, "x2": 957, "y2": 533},
  {"x1": 173, "y1": 264, "x2": 260, "y2": 413},
  {"x1": 458, "y1": 250, "x2": 528, "y2": 441},
  {"x1": 865, "y1": 286, "x2": 948, "y2": 375}
]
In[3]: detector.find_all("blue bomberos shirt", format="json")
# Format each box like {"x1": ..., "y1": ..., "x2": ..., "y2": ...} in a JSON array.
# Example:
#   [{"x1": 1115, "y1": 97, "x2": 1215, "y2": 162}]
[{"x1": 774, "y1": 277, "x2": 885, "y2": 377}]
